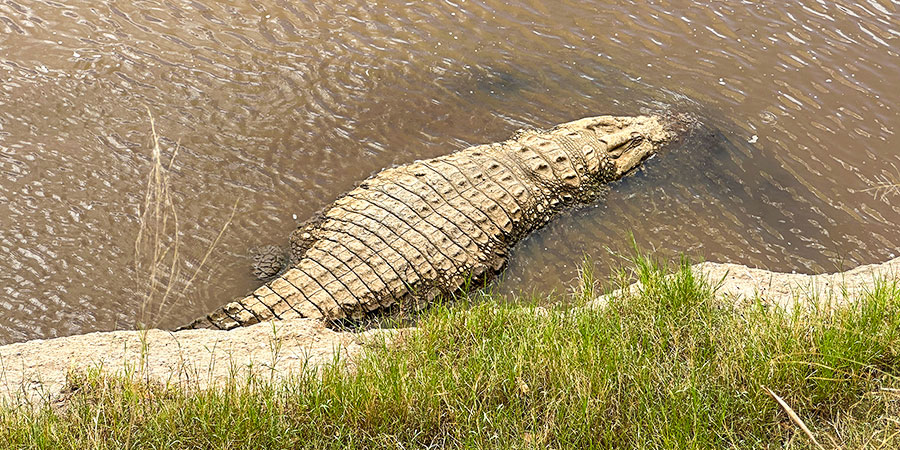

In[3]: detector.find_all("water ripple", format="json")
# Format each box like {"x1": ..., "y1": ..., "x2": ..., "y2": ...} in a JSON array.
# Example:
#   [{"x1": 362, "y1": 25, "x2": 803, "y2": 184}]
[{"x1": 0, "y1": 0, "x2": 898, "y2": 342}]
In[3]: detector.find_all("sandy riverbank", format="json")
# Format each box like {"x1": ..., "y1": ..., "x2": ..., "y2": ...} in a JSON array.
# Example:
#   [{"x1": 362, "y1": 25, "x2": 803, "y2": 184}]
[
  {"x1": 2, "y1": 256, "x2": 898, "y2": 407},
  {"x1": 0, "y1": 318, "x2": 406, "y2": 407}
]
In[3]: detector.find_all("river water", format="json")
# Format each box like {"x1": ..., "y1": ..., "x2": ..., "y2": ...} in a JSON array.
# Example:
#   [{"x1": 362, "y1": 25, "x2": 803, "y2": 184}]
[{"x1": 1, "y1": 0, "x2": 898, "y2": 343}]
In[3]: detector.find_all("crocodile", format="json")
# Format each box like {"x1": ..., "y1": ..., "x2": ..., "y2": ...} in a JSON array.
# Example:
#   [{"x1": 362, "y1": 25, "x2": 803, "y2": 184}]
[{"x1": 183, "y1": 114, "x2": 682, "y2": 330}]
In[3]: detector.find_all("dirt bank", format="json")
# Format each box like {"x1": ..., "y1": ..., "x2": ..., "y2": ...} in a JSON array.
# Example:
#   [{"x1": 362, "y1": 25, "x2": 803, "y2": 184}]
[
  {"x1": 590, "y1": 256, "x2": 900, "y2": 310},
  {"x1": 2, "y1": 256, "x2": 898, "y2": 407},
  {"x1": 0, "y1": 319, "x2": 405, "y2": 407}
]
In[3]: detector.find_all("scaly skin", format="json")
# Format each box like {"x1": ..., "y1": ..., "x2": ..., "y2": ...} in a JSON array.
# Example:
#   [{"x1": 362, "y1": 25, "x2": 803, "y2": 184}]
[{"x1": 183, "y1": 115, "x2": 677, "y2": 330}]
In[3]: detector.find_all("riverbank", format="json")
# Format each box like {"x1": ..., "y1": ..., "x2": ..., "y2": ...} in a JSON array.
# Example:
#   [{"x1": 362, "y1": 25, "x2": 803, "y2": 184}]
[
  {"x1": 2, "y1": 254, "x2": 899, "y2": 447},
  {"x1": 0, "y1": 314, "x2": 408, "y2": 408}
]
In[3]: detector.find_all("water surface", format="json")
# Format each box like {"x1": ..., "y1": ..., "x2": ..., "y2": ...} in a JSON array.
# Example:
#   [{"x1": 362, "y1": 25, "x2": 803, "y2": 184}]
[{"x1": 1, "y1": 0, "x2": 898, "y2": 343}]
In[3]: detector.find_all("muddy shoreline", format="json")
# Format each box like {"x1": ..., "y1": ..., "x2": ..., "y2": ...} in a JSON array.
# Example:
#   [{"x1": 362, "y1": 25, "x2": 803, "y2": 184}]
[{"x1": 2, "y1": 256, "x2": 898, "y2": 406}]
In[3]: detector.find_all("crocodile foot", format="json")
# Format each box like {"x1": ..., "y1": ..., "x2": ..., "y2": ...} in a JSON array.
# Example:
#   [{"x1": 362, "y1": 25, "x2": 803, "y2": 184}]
[{"x1": 250, "y1": 244, "x2": 288, "y2": 280}]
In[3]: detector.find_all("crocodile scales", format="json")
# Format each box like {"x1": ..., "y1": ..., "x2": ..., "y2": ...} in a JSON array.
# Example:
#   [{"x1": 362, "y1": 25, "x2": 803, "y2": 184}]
[{"x1": 184, "y1": 114, "x2": 678, "y2": 330}]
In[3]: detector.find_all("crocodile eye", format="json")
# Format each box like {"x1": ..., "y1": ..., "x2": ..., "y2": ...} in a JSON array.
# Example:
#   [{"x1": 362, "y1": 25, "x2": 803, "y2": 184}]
[{"x1": 628, "y1": 134, "x2": 645, "y2": 149}]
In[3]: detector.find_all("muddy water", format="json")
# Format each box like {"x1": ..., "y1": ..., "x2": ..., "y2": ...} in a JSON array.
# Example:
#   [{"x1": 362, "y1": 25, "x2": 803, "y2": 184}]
[{"x1": 0, "y1": 0, "x2": 897, "y2": 343}]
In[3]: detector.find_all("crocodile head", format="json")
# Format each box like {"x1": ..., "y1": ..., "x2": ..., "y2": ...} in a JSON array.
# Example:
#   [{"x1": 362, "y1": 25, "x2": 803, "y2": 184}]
[
  {"x1": 511, "y1": 114, "x2": 677, "y2": 193},
  {"x1": 564, "y1": 114, "x2": 675, "y2": 181}
]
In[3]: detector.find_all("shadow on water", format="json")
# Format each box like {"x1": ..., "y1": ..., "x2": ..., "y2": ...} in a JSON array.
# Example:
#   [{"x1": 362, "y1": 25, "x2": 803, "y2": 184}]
[
  {"x1": 628, "y1": 122, "x2": 834, "y2": 253},
  {"x1": 442, "y1": 64, "x2": 534, "y2": 99},
  {"x1": 641, "y1": 110, "x2": 859, "y2": 265}
]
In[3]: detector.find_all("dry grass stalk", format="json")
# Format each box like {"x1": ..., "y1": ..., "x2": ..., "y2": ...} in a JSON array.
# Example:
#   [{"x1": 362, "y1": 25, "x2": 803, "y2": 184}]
[
  {"x1": 134, "y1": 109, "x2": 238, "y2": 328},
  {"x1": 763, "y1": 385, "x2": 825, "y2": 450},
  {"x1": 855, "y1": 163, "x2": 900, "y2": 203}
]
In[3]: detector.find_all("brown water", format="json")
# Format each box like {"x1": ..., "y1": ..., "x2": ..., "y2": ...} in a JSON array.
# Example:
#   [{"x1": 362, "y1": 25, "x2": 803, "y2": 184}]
[{"x1": 1, "y1": 0, "x2": 898, "y2": 343}]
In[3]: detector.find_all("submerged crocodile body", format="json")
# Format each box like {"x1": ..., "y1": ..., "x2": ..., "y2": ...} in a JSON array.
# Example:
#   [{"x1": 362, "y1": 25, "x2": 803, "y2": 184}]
[{"x1": 184, "y1": 115, "x2": 678, "y2": 330}]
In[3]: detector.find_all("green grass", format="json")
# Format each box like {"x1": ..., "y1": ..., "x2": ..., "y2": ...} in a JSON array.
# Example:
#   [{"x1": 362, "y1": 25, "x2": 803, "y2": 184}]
[{"x1": 2, "y1": 255, "x2": 899, "y2": 449}]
